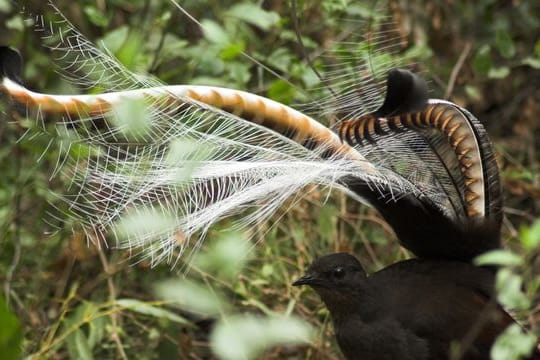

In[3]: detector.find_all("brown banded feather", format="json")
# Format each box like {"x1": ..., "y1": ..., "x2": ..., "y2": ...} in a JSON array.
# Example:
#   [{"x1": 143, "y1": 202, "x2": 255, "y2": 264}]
[
  {"x1": 430, "y1": 106, "x2": 445, "y2": 127},
  {"x1": 1, "y1": 78, "x2": 368, "y2": 163},
  {"x1": 338, "y1": 102, "x2": 487, "y2": 218},
  {"x1": 414, "y1": 112, "x2": 423, "y2": 127},
  {"x1": 373, "y1": 117, "x2": 387, "y2": 136}
]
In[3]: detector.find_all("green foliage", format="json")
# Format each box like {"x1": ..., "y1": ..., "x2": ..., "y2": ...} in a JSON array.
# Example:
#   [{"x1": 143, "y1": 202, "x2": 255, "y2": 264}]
[
  {"x1": 476, "y1": 218, "x2": 540, "y2": 359},
  {"x1": 0, "y1": 295, "x2": 22, "y2": 360},
  {"x1": 153, "y1": 232, "x2": 314, "y2": 359},
  {"x1": 1, "y1": 0, "x2": 539, "y2": 359},
  {"x1": 211, "y1": 315, "x2": 313, "y2": 360},
  {"x1": 492, "y1": 324, "x2": 539, "y2": 360}
]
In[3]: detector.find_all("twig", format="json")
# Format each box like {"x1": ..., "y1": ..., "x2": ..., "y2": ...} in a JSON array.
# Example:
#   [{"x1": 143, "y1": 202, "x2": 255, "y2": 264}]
[
  {"x1": 3, "y1": 112, "x2": 23, "y2": 306},
  {"x1": 97, "y1": 247, "x2": 128, "y2": 360},
  {"x1": 445, "y1": 42, "x2": 472, "y2": 99},
  {"x1": 291, "y1": 0, "x2": 337, "y2": 98}
]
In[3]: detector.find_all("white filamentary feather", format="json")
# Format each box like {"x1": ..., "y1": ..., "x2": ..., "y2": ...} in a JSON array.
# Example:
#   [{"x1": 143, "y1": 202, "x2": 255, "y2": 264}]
[{"x1": 5, "y1": 4, "x2": 439, "y2": 266}]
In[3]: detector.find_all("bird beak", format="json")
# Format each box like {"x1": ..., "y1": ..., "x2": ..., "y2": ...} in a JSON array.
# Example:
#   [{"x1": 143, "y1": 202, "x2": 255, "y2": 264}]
[{"x1": 292, "y1": 273, "x2": 315, "y2": 286}]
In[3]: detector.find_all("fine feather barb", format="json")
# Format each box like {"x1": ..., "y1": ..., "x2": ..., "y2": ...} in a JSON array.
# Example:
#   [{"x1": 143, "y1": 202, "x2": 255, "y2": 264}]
[
  {"x1": 0, "y1": 39, "x2": 416, "y2": 265},
  {"x1": 2, "y1": 3, "x2": 502, "y2": 264},
  {"x1": 339, "y1": 98, "x2": 502, "y2": 223},
  {"x1": 337, "y1": 70, "x2": 502, "y2": 260}
]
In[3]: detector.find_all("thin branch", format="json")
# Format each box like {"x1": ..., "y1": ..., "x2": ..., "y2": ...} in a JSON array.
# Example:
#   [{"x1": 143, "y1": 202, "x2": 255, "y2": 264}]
[
  {"x1": 291, "y1": 0, "x2": 337, "y2": 97},
  {"x1": 445, "y1": 42, "x2": 472, "y2": 99},
  {"x1": 3, "y1": 112, "x2": 23, "y2": 307},
  {"x1": 97, "y1": 247, "x2": 128, "y2": 360}
]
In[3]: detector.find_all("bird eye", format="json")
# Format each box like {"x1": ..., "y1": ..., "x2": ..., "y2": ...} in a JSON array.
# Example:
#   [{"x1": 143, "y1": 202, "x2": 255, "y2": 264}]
[{"x1": 333, "y1": 267, "x2": 345, "y2": 279}]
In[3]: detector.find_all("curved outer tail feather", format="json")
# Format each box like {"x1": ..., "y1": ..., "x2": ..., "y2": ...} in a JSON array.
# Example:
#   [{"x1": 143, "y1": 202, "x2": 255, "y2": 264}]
[
  {"x1": 1, "y1": 38, "x2": 501, "y2": 263},
  {"x1": 339, "y1": 69, "x2": 502, "y2": 260}
]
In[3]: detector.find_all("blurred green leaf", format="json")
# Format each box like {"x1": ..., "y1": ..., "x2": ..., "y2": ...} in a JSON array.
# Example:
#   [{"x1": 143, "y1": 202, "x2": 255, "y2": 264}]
[
  {"x1": 63, "y1": 302, "x2": 101, "y2": 360},
  {"x1": 473, "y1": 45, "x2": 492, "y2": 76},
  {"x1": 116, "y1": 299, "x2": 191, "y2": 325},
  {"x1": 474, "y1": 249, "x2": 523, "y2": 267},
  {"x1": 522, "y1": 57, "x2": 540, "y2": 69},
  {"x1": 116, "y1": 32, "x2": 145, "y2": 71},
  {"x1": 267, "y1": 48, "x2": 293, "y2": 73},
  {"x1": 495, "y1": 29, "x2": 516, "y2": 58},
  {"x1": 109, "y1": 97, "x2": 152, "y2": 140},
  {"x1": 225, "y1": 3, "x2": 280, "y2": 31},
  {"x1": 195, "y1": 232, "x2": 250, "y2": 280},
  {"x1": 219, "y1": 42, "x2": 245, "y2": 60},
  {"x1": 84, "y1": 6, "x2": 109, "y2": 27},
  {"x1": 210, "y1": 315, "x2": 313, "y2": 360},
  {"x1": 267, "y1": 80, "x2": 296, "y2": 104},
  {"x1": 488, "y1": 66, "x2": 510, "y2": 79},
  {"x1": 496, "y1": 269, "x2": 530, "y2": 310},
  {"x1": 491, "y1": 324, "x2": 538, "y2": 360},
  {"x1": 520, "y1": 219, "x2": 540, "y2": 250},
  {"x1": 0, "y1": 0, "x2": 11, "y2": 13},
  {"x1": 6, "y1": 15, "x2": 24, "y2": 31},
  {"x1": 201, "y1": 20, "x2": 230, "y2": 45},
  {"x1": 318, "y1": 205, "x2": 336, "y2": 244},
  {"x1": 465, "y1": 85, "x2": 482, "y2": 101},
  {"x1": 0, "y1": 296, "x2": 22, "y2": 360},
  {"x1": 101, "y1": 26, "x2": 129, "y2": 53},
  {"x1": 87, "y1": 315, "x2": 107, "y2": 349},
  {"x1": 154, "y1": 279, "x2": 227, "y2": 316},
  {"x1": 67, "y1": 330, "x2": 93, "y2": 360},
  {"x1": 112, "y1": 206, "x2": 177, "y2": 241},
  {"x1": 165, "y1": 139, "x2": 213, "y2": 182}
]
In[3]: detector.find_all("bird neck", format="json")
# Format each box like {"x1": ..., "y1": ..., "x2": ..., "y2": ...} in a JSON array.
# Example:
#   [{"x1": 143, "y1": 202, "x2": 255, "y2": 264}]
[{"x1": 317, "y1": 283, "x2": 369, "y2": 321}]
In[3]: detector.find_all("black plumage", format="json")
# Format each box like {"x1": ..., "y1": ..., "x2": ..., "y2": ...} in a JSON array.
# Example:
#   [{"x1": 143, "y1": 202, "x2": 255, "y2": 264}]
[
  {"x1": 293, "y1": 69, "x2": 538, "y2": 359},
  {"x1": 293, "y1": 253, "x2": 540, "y2": 360}
]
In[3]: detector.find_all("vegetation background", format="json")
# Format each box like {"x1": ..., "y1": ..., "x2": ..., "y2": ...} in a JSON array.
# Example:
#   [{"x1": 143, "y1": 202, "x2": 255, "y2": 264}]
[{"x1": 0, "y1": 0, "x2": 539, "y2": 359}]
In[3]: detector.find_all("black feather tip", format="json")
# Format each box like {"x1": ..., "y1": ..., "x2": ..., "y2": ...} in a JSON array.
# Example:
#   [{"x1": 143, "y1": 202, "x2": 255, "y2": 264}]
[
  {"x1": 0, "y1": 46, "x2": 23, "y2": 84},
  {"x1": 374, "y1": 68, "x2": 428, "y2": 118}
]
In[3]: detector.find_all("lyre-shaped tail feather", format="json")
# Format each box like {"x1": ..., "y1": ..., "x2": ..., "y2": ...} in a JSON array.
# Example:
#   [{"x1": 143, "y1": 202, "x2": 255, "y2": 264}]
[
  {"x1": 1, "y1": 46, "x2": 415, "y2": 265},
  {"x1": 339, "y1": 69, "x2": 502, "y2": 261},
  {"x1": 0, "y1": 42, "x2": 501, "y2": 263}
]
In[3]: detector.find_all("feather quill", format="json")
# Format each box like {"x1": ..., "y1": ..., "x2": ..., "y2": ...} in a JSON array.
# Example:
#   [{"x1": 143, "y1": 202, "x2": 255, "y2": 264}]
[{"x1": 0, "y1": 3, "x2": 501, "y2": 264}]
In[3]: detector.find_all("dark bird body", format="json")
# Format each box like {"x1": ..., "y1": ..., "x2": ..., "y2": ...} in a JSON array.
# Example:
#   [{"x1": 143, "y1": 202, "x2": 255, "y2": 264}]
[
  {"x1": 294, "y1": 253, "x2": 539, "y2": 360},
  {"x1": 292, "y1": 69, "x2": 540, "y2": 359},
  {"x1": 0, "y1": 41, "x2": 538, "y2": 360}
]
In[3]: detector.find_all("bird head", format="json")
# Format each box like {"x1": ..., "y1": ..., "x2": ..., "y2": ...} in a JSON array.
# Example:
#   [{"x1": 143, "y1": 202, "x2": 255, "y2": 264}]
[{"x1": 293, "y1": 253, "x2": 367, "y2": 310}]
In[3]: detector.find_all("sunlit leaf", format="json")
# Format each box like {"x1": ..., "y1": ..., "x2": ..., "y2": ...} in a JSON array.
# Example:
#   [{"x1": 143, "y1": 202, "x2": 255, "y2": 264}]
[
  {"x1": 100, "y1": 26, "x2": 129, "y2": 54},
  {"x1": 201, "y1": 20, "x2": 230, "y2": 45},
  {"x1": 496, "y1": 269, "x2": 530, "y2": 310},
  {"x1": 154, "y1": 279, "x2": 227, "y2": 316},
  {"x1": 474, "y1": 249, "x2": 523, "y2": 267},
  {"x1": 521, "y1": 219, "x2": 540, "y2": 250},
  {"x1": 211, "y1": 315, "x2": 313, "y2": 360},
  {"x1": 116, "y1": 299, "x2": 191, "y2": 325},
  {"x1": 0, "y1": 0, "x2": 11, "y2": 13},
  {"x1": 488, "y1": 66, "x2": 510, "y2": 79},
  {"x1": 112, "y1": 206, "x2": 177, "y2": 240},
  {"x1": 108, "y1": 97, "x2": 152, "y2": 140},
  {"x1": 219, "y1": 42, "x2": 245, "y2": 60},
  {"x1": 67, "y1": 330, "x2": 93, "y2": 360},
  {"x1": 194, "y1": 232, "x2": 250, "y2": 280},
  {"x1": 225, "y1": 4, "x2": 280, "y2": 31},
  {"x1": 84, "y1": 6, "x2": 109, "y2": 27},
  {"x1": 491, "y1": 324, "x2": 538, "y2": 360},
  {"x1": 522, "y1": 57, "x2": 540, "y2": 69},
  {"x1": 165, "y1": 139, "x2": 213, "y2": 182}
]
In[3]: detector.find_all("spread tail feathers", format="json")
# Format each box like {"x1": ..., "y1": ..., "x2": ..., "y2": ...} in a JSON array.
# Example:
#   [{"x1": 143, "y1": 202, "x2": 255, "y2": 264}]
[{"x1": 0, "y1": 8, "x2": 502, "y2": 264}]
